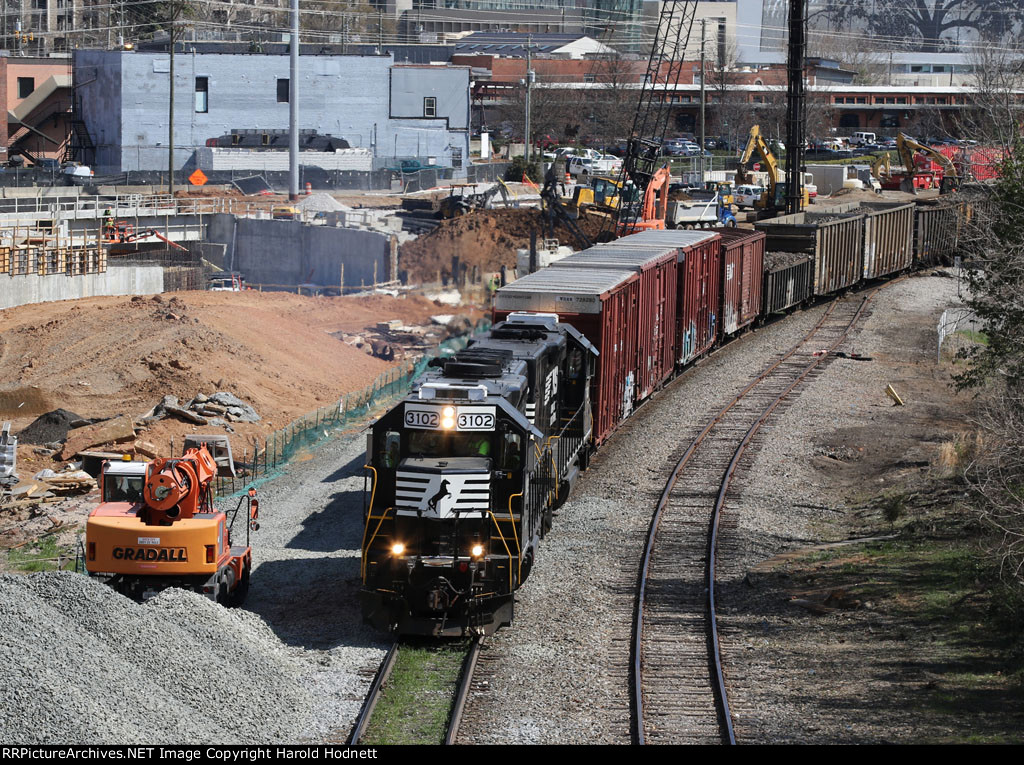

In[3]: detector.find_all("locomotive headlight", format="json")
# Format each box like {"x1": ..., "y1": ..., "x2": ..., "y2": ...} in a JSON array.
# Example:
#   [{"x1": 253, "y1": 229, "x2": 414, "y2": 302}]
[
  {"x1": 442, "y1": 406, "x2": 455, "y2": 417},
  {"x1": 442, "y1": 417, "x2": 455, "y2": 429},
  {"x1": 471, "y1": 544, "x2": 484, "y2": 558},
  {"x1": 391, "y1": 542, "x2": 405, "y2": 556},
  {"x1": 441, "y1": 406, "x2": 456, "y2": 429}
]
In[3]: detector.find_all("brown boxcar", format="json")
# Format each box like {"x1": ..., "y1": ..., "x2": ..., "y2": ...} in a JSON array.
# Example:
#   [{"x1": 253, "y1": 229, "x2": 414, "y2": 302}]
[
  {"x1": 554, "y1": 243, "x2": 678, "y2": 401},
  {"x1": 762, "y1": 252, "x2": 814, "y2": 314},
  {"x1": 604, "y1": 229, "x2": 722, "y2": 367},
  {"x1": 493, "y1": 267, "x2": 641, "y2": 444},
  {"x1": 755, "y1": 211, "x2": 865, "y2": 296},
  {"x1": 712, "y1": 227, "x2": 765, "y2": 337}
]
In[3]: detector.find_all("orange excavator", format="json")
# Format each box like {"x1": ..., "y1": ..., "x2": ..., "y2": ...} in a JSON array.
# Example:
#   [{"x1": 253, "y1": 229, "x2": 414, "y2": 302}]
[
  {"x1": 616, "y1": 165, "x2": 671, "y2": 236},
  {"x1": 85, "y1": 445, "x2": 258, "y2": 605},
  {"x1": 104, "y1": 220, "x2": 188, "y2": 251}
]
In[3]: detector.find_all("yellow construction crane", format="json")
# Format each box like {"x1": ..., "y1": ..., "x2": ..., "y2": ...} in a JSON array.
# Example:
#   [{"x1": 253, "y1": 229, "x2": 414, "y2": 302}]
[{"x1": 736, "y1": 125, "x2": 808, "y2": 215}]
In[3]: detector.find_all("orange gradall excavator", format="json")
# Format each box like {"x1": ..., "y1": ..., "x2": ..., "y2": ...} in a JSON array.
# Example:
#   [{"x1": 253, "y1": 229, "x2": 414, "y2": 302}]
[
  {"x1": 616, "y1": 165, "x2": 671, "y2": 236},
  {"x1": 85, "y1": 445, "x2": 258, "y2": 605}
]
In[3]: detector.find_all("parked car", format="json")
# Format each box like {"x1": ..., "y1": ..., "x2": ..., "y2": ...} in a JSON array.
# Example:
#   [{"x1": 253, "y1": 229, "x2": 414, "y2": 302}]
[{"x1": 36, "y1": 158, "x2": 60, "y2": 171}]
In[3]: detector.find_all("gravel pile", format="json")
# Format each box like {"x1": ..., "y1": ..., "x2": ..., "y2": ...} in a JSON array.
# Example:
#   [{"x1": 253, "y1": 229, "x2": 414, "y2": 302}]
[
  {"x1": 297, "y1": 193, "x2": 347, "y2": 213},
  {"x1": 765, "y1": 251, "x2": 812, "y2": 270},
  {"x1": 0, "y1": 573, "x2": 313, "y2": 744},
  {"x1": 17, "y1": 409, "x2": 84, "y2": 444}
]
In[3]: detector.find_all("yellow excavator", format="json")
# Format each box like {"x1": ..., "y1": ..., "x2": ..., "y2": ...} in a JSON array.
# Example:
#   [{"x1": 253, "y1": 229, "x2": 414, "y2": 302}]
[
  {"x1": 894, "y1": 132, "x2": 960, "y2": 194},
  {"x1": 736, "y1": 125, "x2": 808, "y2": 216}
]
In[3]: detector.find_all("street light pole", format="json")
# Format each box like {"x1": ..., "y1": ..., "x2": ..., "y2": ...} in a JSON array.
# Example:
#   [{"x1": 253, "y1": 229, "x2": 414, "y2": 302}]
[
  {"x1": 168, "y1": 0, "x2": 174, "y2": 197},
  {"x1": 524, "y1": 35, "x2": 532, "y2": 163},
  {"x1": 699, "y1": 18, "x2": 706, "y2": 184},
  {"x1": 288, "y1": 0, "x2": 299, "y2": 201}
]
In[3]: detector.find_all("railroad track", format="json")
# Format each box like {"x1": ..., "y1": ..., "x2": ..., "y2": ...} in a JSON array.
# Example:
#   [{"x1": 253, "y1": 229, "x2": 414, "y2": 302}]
[
  {"x1": 633, "y1": 290, "x2": 879, "y2": 745},
  {"x1": 349, "y1": 637, "x2": 482, "y2": 745}
]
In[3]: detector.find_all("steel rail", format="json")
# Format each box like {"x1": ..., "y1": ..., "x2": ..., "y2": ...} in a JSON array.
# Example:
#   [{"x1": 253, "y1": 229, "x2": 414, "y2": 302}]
[
  {"x1": 445, "y1": 636, "x2": 483, "y2": 745},
  {"x1": 633, "y1": 288, "x2": 880, "y2": 745},
  {"x1": 348, "y1": 641, "x2": 399, "y2": 745}
]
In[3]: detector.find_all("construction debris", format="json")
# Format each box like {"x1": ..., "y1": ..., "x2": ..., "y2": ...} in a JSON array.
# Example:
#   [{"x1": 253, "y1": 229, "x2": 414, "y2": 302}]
[{"x1": 60, "y1": 415, "x2": 137, "y2": 461}]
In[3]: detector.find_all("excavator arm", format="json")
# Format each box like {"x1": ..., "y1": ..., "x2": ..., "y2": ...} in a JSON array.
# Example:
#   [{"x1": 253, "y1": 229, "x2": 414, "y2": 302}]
[{"x1": 896, "y1": 132, "x2": 960, "y2": 194}]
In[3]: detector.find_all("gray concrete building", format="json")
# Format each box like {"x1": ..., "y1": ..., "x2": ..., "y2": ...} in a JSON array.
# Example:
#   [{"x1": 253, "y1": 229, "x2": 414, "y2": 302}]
[{"x1": 72, "y1": 49, "x2": 470, "y2": 174}]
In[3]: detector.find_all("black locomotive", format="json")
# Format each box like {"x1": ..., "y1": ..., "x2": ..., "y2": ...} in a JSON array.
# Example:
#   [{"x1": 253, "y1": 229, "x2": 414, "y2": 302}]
[{"x1": 361, "y1": 312, "x2": 597, "y2": 636}]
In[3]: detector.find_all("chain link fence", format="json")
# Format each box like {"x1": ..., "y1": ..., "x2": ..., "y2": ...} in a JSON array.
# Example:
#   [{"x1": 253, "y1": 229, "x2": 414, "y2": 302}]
[
  {"x1": 213, "y1": 319, "x2": 491, "y2": 496},
  {"x1": 937, "y1": 307, "x2": 982, "y2": 363}
]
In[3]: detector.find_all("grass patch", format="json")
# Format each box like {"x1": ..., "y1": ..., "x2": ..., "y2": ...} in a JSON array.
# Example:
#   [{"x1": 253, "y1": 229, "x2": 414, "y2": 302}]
[
  {"x1": 956, "y1": 329, "x2": 989, "y2": 345},
  {"x1": 361, "y1": 641, "x2": 469, "y2": 745},
  {"x1": 778, "y1": 485, "x2": 1024, "y2": 743},
  {"x1": 6, "y1": 536, "x2": 64, "y2": 572}
]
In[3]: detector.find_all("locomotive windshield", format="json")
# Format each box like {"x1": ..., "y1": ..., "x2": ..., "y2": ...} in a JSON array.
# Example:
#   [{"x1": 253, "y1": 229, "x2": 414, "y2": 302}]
[{"x1": 408, "y1": 430, "x2": 492, "y2": 458}]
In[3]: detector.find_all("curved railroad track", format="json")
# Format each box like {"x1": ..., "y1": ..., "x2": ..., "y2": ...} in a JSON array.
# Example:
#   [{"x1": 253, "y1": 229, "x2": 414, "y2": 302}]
[
  {"x1": 633, "y1": 289, "x2": 880, "y2": 745},
  {"x1": 349, "y1": 637, "x2": 482, "y2": 745}
]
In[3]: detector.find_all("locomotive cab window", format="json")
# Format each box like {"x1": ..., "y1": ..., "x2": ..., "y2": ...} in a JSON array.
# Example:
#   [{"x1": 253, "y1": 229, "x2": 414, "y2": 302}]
[
  {"x1": 382, "y1": 431, "x2": 400, "y2": 468},
  {"x1": 499, "y1": 432, "x2": 522, "y2": 471}
]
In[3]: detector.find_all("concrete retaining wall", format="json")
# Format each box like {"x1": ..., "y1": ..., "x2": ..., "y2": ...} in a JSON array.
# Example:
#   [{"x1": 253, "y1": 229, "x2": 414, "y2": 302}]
[
  {"x1": 0, "y1": 266, "x2": 165, "y2": 310},
  {"x1": 207, "y1": 215, "x2": 391, "y2": 289}
]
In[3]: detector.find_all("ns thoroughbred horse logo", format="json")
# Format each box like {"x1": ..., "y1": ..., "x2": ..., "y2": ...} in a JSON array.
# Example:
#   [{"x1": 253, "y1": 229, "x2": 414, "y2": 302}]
[{"x1": 426, "y1": 479, "x2": 451, "y2": 514}]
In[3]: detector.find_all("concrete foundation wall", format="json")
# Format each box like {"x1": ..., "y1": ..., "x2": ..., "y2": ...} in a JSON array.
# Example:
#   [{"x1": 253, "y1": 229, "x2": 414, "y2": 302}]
[
  {"x1": 0, "y1": 266, "x2": 165, "y2": 311},
  {"x1": 207, "y1": 216, "x2": 390, "y2": 288}
]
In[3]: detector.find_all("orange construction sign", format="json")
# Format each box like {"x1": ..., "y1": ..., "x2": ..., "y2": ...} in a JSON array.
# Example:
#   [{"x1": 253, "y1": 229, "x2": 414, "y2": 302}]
[{"x1": 188, "y1": 168, "x2": 208, "y2": 186}]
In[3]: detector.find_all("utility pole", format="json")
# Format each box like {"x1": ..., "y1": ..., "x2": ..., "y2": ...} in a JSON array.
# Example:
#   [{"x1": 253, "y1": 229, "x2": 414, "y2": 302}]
[
  {"x1": 168, "y1": 0, "x2": 175, "y2": 197},
  {"x1": 699, "y1": 18, "x2": 706, "y2": 184},
  {"x1": 524, "y1": 35, "x2": 533, "y2": 163},
  {"x1": 288, "y1": 0, "x2": 299, "y2": 201}
]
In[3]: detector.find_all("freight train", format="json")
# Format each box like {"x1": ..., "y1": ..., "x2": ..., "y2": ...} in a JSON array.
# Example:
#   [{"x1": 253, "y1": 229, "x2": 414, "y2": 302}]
[{"x1": 360, "y1": 196, "x2": 982, "y2": 636}]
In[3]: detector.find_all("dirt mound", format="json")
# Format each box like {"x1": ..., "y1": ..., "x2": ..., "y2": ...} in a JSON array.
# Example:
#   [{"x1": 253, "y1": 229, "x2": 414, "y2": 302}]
[
  {"x1": 17, "y1": 409, "x2": 84, "y2": 445},
  {"x1": 0, "y1": 290, "x2": 457, "y2": 469},
  {"x1": 399, "y1": 208, "x2": 606, "y2": 283}
]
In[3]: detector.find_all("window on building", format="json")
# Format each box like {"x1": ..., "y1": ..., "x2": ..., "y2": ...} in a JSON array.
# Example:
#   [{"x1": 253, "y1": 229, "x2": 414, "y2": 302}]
[
  {"x1": 583, "y1": 73, "x2": 595, "y2": 83},
  {"x1": 17, "y1": 78, "x2": 34, "y2": 99},
  {"x1": 451, "y1": 147, "x2": 463, "y2": 169},
  {"x1": 856, "y1": 97, "x2": 867, "y2": 104},
  {"x1": 423, "y1": 96, "x2": 437, "y2": 118},
  {"x1": 277, "y1": 78, "x2": 289, "y2": 103},
  {"x1": 195, "y1": 77, "x2": 208, "y2": 113}
]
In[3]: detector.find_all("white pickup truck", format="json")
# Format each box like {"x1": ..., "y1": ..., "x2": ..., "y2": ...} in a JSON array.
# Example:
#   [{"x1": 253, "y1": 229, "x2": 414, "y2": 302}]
[{"x1": 566, "y1": 154, "x2": 622, "y2": 179}]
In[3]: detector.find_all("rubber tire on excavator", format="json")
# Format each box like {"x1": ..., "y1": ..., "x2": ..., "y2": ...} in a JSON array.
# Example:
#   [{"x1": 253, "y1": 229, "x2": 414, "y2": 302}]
[
  {"x1": 231, "y1": 567, "x2": 250, "y2": 607},
  {"x1": 216, "y1": 575, "x2": 231, "y2": 607}
]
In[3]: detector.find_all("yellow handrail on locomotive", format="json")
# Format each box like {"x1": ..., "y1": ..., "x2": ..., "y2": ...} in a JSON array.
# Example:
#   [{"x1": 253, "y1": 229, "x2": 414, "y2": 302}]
[
  {"x1": 488, "y1": 491, "x2": 523, "y2": 591},
  {"x1": 360, "y1": 465, "x2": 394, "y2": 582}
]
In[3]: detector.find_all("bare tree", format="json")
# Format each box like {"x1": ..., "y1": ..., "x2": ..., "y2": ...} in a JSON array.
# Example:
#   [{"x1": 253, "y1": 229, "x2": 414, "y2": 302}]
[{"x1": 956, "y1": 40, "x2": 1024, "y2": 149}]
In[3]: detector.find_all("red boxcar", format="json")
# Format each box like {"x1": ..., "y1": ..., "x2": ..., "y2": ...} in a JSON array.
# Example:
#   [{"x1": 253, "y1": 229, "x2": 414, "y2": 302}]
[
  {"x1": 712, "y1": 227, "x2": 765, "y2": 338},
  {"x1": 595, "y1": 230, "x2": 721, "y2": 367},
  {"x1": 553, "y1": 243, "x2": 678, "y2": 400},
  {"x1": 493, "y1": 267, "x2": 641, "y2": 444}
]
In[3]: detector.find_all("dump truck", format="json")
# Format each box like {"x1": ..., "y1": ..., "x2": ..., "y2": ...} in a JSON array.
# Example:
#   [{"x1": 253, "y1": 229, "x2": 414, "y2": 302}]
[{"x1": 666, "y1": 192, "x2": 737, "y2": 229}]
